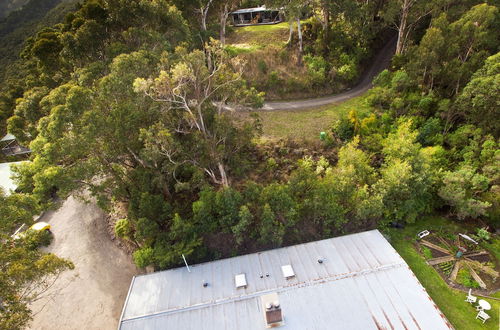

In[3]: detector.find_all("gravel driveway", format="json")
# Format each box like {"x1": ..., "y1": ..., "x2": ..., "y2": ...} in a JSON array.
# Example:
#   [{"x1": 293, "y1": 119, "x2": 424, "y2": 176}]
[{"x1": 28, "y1": 196, "x2": 138, "y2": 330}]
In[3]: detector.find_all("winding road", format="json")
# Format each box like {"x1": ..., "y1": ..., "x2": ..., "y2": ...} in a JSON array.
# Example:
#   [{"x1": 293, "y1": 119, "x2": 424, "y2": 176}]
[{"x1": 260, "y1": 36, "x2": 397, "y2": 111}]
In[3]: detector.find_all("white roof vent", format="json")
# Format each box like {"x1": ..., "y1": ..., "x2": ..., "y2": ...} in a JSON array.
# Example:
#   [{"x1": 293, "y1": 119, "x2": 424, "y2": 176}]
[
  {"x1": 235, "y1": 273, "x2": 247, "y2": 288},
  {"x1": 281, "y1": 265, "x2": 295, "y2": 279}
]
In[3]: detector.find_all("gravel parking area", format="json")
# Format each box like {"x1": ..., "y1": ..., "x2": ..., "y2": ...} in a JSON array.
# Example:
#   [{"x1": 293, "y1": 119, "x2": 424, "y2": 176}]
[{"x1": 28, "y1": 196, "x2": 138, "y2": 330}]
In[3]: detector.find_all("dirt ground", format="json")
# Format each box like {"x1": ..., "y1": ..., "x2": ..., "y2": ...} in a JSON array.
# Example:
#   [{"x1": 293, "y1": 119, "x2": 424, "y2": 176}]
[{"x1": 28, "y1": 196, "x2": 139, "y2": 330}]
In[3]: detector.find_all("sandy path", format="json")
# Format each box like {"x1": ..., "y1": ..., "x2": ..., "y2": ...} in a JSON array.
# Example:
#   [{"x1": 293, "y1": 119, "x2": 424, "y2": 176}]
[{"x1": 28, "y1": 196, "x2": 138, "y2": 330}]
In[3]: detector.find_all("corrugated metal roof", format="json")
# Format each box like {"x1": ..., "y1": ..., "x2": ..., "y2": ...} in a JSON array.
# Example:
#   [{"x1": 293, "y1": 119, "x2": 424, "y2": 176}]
[
  {"x1": 0, "y1": 133, "x2": 15, "y2": 142},
  {"x1": 119, "y1": 230, "x2": 452, "y2": 330},
  {"x1": 231, "y1": 7, "x2": 278, "y2": 15},
  {"x1": 0, "y1": 161, "x2": 25, "y2": 196}
]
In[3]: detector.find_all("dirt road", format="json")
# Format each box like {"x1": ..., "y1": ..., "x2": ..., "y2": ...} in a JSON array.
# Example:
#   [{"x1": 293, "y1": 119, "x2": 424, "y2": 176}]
[
  {"x1": 261, "y1": 36, "x2": 397, "y2": 111},
  {"x1": 29, "y1": 196, "x2": 138, "y2": 330}
]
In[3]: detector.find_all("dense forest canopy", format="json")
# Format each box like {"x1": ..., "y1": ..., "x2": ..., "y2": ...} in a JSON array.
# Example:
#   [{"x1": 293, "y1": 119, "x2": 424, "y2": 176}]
[{"x1": 0, "y1": 0, "x2": 498, "y2": 327}]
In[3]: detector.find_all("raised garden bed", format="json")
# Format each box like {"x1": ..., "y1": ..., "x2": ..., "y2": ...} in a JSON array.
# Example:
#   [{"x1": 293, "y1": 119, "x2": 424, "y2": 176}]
[{"x1": 416, "y1": 231, "x2": 500, "y2": 294}]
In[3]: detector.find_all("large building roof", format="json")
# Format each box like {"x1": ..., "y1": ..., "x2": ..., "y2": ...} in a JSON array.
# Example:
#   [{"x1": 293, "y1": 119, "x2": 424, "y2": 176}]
[{"x1": 118, "y1": 230, "x2": 452, "y2": 330}]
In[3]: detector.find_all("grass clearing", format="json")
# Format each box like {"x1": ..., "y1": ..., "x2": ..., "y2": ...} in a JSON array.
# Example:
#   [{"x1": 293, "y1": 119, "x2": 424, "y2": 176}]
[
  {"x1": 386, "y1": 216, "x2": 500, "y2": 330},
  {"x1": 226, "y1": 22, "x2": 290, "y2": 48},
  {"x1": 242, "y1": 94, "x2": 371, "y2": 141}
]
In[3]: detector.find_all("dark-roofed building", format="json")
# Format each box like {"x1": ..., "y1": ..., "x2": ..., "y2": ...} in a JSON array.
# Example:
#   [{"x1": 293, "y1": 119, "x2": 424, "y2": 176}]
[
  {"x1": 118, "y1": 230, "x2": 452, "y2": 330},
  {"x1": 1, "y1": 133, "x2": 31, "y2": 156},
  {"x1": 231, "y1": 6, "x2": 282, "y2": 26}
]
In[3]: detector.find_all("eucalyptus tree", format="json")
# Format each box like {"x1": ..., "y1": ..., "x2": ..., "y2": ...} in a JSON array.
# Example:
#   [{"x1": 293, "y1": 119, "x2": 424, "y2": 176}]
[
  {"x1": 384, "y1": 0, "x2": 448, "y2": 55},
  {"x1": 267, "y1": 0, "x2": 308, "y2": 64},
  {"x1": 134, "y1": 40, "x2": 263, "y2": 187}
]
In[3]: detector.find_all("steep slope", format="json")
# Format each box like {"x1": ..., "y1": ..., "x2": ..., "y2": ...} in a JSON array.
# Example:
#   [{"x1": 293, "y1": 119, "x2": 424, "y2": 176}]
[
  {"x1": 0, "y1": 0, "x2": 77, "y2": 82},
  {"x1": 0, "y1": 0, "x2": 29, "y2": 19}
]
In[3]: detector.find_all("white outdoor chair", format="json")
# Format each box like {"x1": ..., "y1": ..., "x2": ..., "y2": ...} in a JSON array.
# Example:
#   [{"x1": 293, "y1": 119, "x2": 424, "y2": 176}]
[
  {"x1": 417, "y1": 230, "x2": 430, "y2": 239},
  {"x1": 476, "y1": 310, "x2": 490, "y2": 323},
  {"x1": 465, "y1": 288, "x2": 477, "y2": 304}
]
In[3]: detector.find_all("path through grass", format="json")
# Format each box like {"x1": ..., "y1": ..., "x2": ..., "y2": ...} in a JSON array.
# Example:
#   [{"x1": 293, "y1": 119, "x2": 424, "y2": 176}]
[{"x1": 245, "y1": 94, "x2": 371, "y2": 141}]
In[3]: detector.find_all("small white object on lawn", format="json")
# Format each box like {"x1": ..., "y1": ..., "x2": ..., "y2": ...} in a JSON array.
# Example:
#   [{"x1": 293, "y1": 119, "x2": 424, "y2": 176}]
[
  {"x1": 458, "y1": 233, "x2": 479, "y2": 245},
  {"x1": 476, "y1": 299, "x2": 491, "y2": 311},
  {"x1": 465, "y1": 289, "x2": 477, "y2": 304},
  {"x1": 417, "y1": 230, "x2": 430, "y2": 239},
  {"x1": 476, "y1": 310, "x2": 490, "y2": 323}
]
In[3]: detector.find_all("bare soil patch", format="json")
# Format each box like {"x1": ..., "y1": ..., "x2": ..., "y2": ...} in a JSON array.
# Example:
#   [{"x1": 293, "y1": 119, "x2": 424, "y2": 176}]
[{"x1": 28, "y1": 196, "x2": 139, "y2": 330}]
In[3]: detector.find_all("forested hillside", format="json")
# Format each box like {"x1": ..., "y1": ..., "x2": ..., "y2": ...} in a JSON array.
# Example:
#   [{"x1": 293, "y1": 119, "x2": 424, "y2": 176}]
[
  {"x1": 0, "y1": 0, "x2": 77, "y2": 83},
  {"x1": 0, "y1": 0, "x2": 29, "y2": 18},
  {"x1": 0, "y1": 0, "x2": 498, "y2": 327}
]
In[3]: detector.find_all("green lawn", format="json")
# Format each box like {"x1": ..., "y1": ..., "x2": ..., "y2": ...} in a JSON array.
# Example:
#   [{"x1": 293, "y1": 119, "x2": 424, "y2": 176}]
[
  {"x1": 386, "y1": 216, "x2": 500, "y2": 330},
  {"x1": 249, "y1": 94, "x2": 371, "y2": 141},
  {"x1": 226, "y1": 22, "x2": 291, "y2": 50}
]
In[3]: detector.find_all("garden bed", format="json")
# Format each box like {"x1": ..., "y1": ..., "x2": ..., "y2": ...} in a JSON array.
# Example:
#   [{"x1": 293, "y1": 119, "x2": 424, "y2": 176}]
[
  {"x1": 416, "y1": 230, "x2": 500, "y2": 295},
  {"x1": 387, "y1": 216, "x2": 500, "y2": 330}
]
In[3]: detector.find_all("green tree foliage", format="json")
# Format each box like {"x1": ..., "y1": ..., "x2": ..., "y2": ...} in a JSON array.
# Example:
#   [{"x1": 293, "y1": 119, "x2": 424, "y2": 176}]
[
  {"x1": 0, "y1": 0, "x2": 77, "y2": 82},
  {"x1": 0, "y1": 192, "x2": 40, "y2": 233},
  {"x1": 439, "y1": 135, "x2": 499, "y2": 222},
  {"x1": 232, "y1": 205, "x2": 253, "y2": 245},
  {"x1": 134, "y1": 40, "x2": 263, "y2": 187},
  {"x1": 457, "y1": 52, "x2": 500, "y2": 137},
  {"x1": 439, "y1": 166, "x2": 491, "y2": 220},
  {"x1": 259, "y1": 203, "x2": 284, "y2": 246},
  {"x1": 0, "y1": 193, "x2": 73, "y2": 330},
  {"x1": 373, "y1": 121, "x2": 442, "y2": 223}
]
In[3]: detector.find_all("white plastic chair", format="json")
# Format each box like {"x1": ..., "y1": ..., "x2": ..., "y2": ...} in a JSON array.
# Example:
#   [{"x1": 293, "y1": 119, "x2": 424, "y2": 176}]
[
  {"x1": 465, "y1": 288, "x2": 477, "y2": 304},
  {"x1": 417, "y1": 230, "x2": 430, "y2": 239},
  {"x1": 476, "y1": 310, "x2": 490, "y2": 323}
]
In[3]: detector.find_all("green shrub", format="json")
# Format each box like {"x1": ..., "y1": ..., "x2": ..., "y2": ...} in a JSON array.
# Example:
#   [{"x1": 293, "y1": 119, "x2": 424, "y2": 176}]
[
  {"x1": 373, "y1": 69, "x2": 391, "y2": 87},
  {"x1": 266, "y1": 157, "x2": 278, "y2": 171},
  {"x1": 331, "y1": 117, "x2": 354, "y2": 141},
  {"x1": 257, "y1": 60, "x2": 268, "y2": 74},
  {"x1": 23, "y1": 229, "x2": 53, "y2": 250},
  {"x1": 391, "y1": 70, "x2": 412, "y2": 92},
  {"x1": 477, "y1": 228, "x2": 491, "y2": 241},
  {"x1": 304, "y1": 54, "x2": 327, "y2": 86},
  {"x1": 133, "y1": 246, "x2": 154, "y2": 268},
  {"x1": 267, "y1": 70, "x2": 281, "y2": 89},
  {"x1": 439, "y1": 261, "x2": 454, "y2": 275},
  {"x1": 114, "y1": 218, "x2": 132, "y2": 239}
]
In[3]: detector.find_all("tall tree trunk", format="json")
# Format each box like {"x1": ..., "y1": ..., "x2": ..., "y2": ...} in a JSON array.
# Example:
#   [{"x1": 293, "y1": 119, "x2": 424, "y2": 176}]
[
  {"x1": 396, "y1": 0, "x2": 410, "y2": 55},
  {"x1": 218, "y1": 162, "x2": 229, "y2": 187},
  {"x1": 287, "y1": 19, "x2": 294, "y2": 46},
  {"x1": 297, "y1": 18, "x2": 303, "y2": 65},
  {"x1": 219, "y1": 3, "x2": 229, "y2": 45},
  {"x1": 199, "y1": 0, "x2": 213, "y2": 32},
  {"x1": 321, "y1": 0, "x2": 329, "y2": 36}
]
